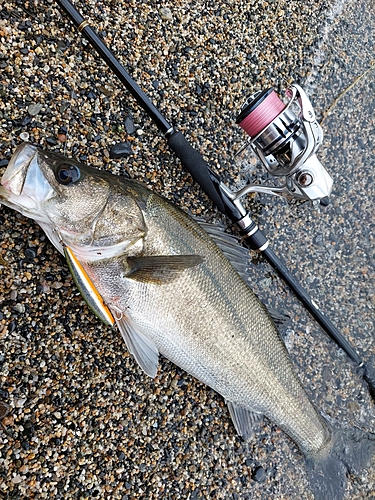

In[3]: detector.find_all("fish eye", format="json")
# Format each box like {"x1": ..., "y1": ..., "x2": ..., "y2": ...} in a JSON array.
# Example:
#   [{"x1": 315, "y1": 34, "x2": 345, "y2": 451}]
[{"x1": 55, "y1": 163, "x2": 81, "y2": 185}]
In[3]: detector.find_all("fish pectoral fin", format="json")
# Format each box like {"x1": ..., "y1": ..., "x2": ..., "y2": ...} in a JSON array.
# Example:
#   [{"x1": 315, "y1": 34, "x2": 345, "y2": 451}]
[
  {"x1": 124, "y1": 255, "x2": 204, "y2": 284},
  {"x1": 114, "y1": 313, "x2": 159, "y2": 378},
  {"x1": 226, "y1": 401, "x2": 263, "y2": 441}
]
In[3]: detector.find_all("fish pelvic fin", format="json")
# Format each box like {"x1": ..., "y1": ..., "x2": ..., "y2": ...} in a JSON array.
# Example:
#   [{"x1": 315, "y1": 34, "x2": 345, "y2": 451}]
[
  {"x1": 306, "y1": 427, "x2": 375, "y2": 500},
  {"x1": 226, "y1": 401, "x2": 263, "y2": 441},
  {"x1": 124, "y1": 255, "x2": 204, "y2": 284},
  {"x1": 113, "y1": 311, "x2": 159, "y2": 378}
]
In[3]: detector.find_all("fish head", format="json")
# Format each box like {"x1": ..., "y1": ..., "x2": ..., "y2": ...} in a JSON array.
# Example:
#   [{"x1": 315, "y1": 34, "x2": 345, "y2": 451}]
[{"x1": 0, "y1": 143, "x2": 147, "y2": 259}]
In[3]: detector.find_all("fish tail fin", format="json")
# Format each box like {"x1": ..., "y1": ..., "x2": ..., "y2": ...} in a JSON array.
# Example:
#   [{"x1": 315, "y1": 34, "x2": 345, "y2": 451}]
[{"x1": 305, "y1": 427, "x2": 375, "y2": 500}]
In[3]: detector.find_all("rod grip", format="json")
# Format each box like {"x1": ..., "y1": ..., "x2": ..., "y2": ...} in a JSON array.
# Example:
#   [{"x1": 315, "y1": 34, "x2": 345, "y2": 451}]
[{"x1": 167, "y1": 131, "x2": 226, "y2": 213}]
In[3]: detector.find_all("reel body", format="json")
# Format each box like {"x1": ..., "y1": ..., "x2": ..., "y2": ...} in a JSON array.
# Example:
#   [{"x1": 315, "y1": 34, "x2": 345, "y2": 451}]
[{"x1": 233, "y1": 84, "x2": 333, "y2": 202}]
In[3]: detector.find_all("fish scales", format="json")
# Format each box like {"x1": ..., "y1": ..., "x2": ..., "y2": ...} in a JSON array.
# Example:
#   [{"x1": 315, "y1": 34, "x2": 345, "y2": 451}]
[{"x1": 82, "y1": 179, "x2": 329, "y2": 455}]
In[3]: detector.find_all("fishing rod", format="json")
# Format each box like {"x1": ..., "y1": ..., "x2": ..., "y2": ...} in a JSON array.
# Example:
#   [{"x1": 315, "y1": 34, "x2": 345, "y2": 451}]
[{"x1": 54, "y1": 0, "x2": 375, "y2": 397}]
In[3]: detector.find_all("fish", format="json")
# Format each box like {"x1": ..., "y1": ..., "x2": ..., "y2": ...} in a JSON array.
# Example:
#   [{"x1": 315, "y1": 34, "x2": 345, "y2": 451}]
[{"x1": 0, "y1": 142, "x2": 374, "y2": 499}]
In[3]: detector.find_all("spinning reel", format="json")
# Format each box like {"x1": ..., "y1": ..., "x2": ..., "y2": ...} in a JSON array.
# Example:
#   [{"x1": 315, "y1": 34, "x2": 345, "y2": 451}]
[{"x1": 232, "y1": 83, "x2": 332, "y2": 203}]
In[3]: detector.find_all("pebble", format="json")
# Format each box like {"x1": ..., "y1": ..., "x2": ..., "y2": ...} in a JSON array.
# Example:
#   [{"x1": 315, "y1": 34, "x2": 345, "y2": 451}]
[
  {"x1": 159, "y1": 7, "x2": 173, "y2": 22},
  {"x1": 27, "y1": 103, "x2": 43, "y2": 117},
  {"x1": 0, "y1": 1, "x2": 374, "y2": 500},
  {"x1": 124, "y1": 116, "x2": 136, "y2": 135},
  {"x1": 45, "y1": 136, "x2": 57, "y2": 146},
  {"x1": 252, "y1": 466, "x2": 266, "y2": 482},
  {"x1": 19, "y1": 132, "x2": 29, "y2": 141},
  {"x1": 313, "y1": 233, "x2": 325, "y2": 246},
  {"x1": 24, "y1": 248, "x2": 36, "y2": 260},
  {"x1": 109, "y1": 141, "x2": 132, "y2": 159},
  {"x1": 13, "y1": 303, "x2": 25, "y2": 314},
  {"x1": 0, "y1": 401, "x2": 10, "y2": 418},
  {"x1": 14, "y1": 398, "x2": 27, "y2": 408}
]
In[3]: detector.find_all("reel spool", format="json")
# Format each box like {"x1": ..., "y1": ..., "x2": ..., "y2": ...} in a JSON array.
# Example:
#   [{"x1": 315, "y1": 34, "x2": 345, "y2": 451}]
[{"x1": 233, "y1": 83, "x2": 333, "y2": 202}]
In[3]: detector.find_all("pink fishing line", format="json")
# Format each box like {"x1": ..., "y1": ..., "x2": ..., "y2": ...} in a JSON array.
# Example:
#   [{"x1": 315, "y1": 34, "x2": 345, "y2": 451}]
[{"x1": 238, "y1": 90, "x2": 285, "y2": 137}]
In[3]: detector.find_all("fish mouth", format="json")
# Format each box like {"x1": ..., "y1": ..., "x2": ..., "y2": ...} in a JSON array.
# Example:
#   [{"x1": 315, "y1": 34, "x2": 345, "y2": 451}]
[{"x1": 0, "y1": 142, "x2": 55, "y2": 217}]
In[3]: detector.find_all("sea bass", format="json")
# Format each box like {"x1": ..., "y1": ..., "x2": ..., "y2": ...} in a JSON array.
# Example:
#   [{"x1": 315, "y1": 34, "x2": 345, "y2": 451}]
[{"x1": 0, "y1": 143, "x2": 373, "y2": 499}]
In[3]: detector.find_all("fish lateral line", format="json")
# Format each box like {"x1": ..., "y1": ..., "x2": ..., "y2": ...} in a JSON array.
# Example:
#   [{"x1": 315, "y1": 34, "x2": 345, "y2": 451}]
[{"x1": 64, "y1": 245, "x2": 115, "y2": 327}]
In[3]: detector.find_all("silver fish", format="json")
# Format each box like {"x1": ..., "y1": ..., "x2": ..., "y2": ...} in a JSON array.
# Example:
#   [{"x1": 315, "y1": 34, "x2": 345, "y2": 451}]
[{"x1": 0, "y1": 143, "x2": 373, "y2": 499}]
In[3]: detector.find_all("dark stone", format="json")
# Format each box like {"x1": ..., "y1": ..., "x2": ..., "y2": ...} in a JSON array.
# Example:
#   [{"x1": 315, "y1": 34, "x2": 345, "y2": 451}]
[
  {"x1": 24, "y1": 248, "x2": 36, "y2": 260},
  {"x1": 117, "y1": 451, "x2": 125, "y2": 461},
  {"x1": 21, "y1": 440, "x2": 30, "y2": 450},
  {"x1": 66, "y1": 353, "x2": 75, "y2": 363},
  {"x1": 56, "y1": 41, "x2": 67, "y2": 51},
  {"x1": 22, "y1": 421, "x2": 35, "y2": 438},
  {"x1": 21, "y1": 115, "x2": 32, "y2": 126},
  {"x1": 46, "y1": 136, "x2": 57, "y2": 146},
  {"x1": 320, "y1": 196, "x2": 331, "y2": 206},
  {"x1": 0, "y1": 389, "x2": 9, "y2": 398},
  {"x1": 313, "y1": 234, "x2": 324, "y2": 246},
  {"x1": 109, "y1": 141, "x2": 132, "y2": 159},
  {"x1": 8, "y1": 321, "x2": 16, "y2": 333},
  {"x1": 252, "y1": 466, "x2": 266, "y2": 482},
  {"x1": 124, "y1": 116, "x2": 135, "y2": 135},
  {"x1": 0, "y1": 159, "x2": 8, "y2": 167}
]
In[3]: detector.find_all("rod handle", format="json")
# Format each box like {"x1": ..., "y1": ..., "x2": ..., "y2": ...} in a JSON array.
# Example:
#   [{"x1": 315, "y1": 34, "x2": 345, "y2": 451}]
[{"x1": 167, "y1": 131, "x2": 227, "y2": 214}]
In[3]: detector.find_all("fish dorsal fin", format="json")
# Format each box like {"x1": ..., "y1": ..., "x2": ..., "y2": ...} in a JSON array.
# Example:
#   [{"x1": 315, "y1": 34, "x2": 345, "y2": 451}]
[
  {"x1": 226, "y1": 401, "x2": 263, "y2": 441},
  {"x1": 198, "y1": 222, "x2": 290, "y2": 326},
  {"x1": 197, "y1": 221, "x2": 250, "y2": 280},
  {"x1": 124, "y1": 255, "x2": 204, "y2": 284},
  {"x1": 64, "y1": 246, "x2": 115, "y2": 327},
  {"x1": 113, "y1": 313, "x2": 159, "y2": 378},
  {"x1": 265, "y1": 307, "x2": 291, "y2": 326}
]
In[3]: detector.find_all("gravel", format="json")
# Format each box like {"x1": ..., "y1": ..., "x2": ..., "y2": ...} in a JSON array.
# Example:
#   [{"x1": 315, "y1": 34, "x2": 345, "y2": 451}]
[{"x1": 0, "y1": 0, "x2": 374, "y2": 499}]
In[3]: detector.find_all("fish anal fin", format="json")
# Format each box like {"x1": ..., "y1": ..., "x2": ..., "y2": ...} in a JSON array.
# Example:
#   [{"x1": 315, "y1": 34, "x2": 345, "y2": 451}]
[
  {"x1": 125, "y1": 255, "x2": 204, "y2": 284},
  {"x1": 226, "y1": 401, "x2": 263, "y2": 441},
  {"x1": 114, "y1": 313, "x2": 159, "y2": 378}
]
